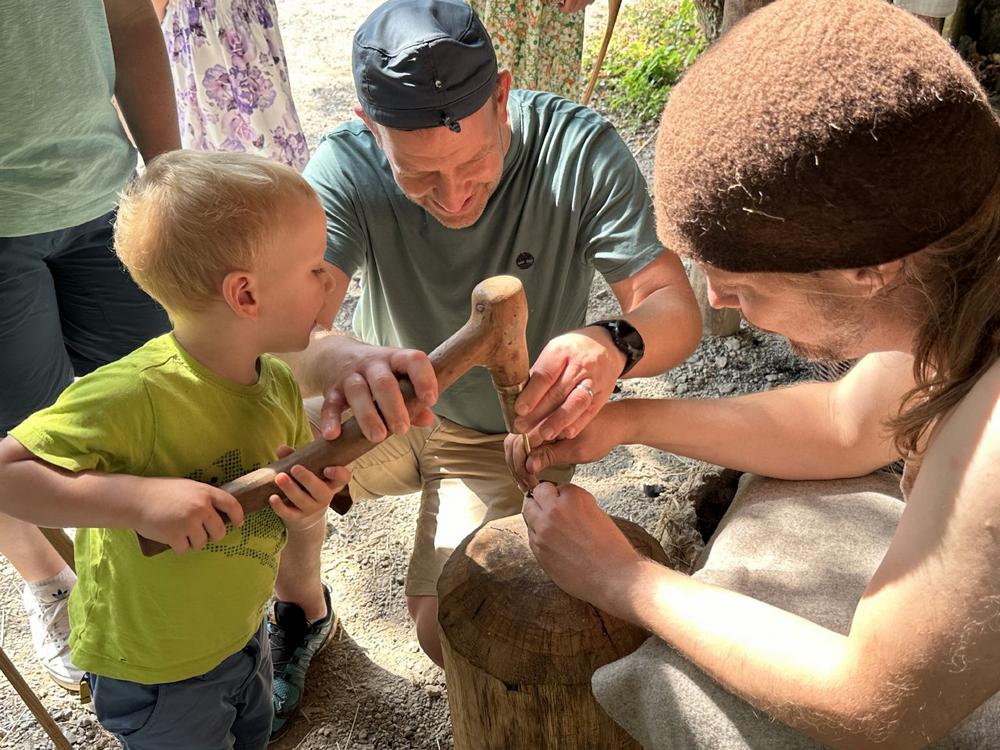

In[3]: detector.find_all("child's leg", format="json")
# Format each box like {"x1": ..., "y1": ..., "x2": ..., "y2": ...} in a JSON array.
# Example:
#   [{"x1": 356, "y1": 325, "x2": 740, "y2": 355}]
[{"x1": 89, "y1": 622, "x2": 272, "y2": 750}]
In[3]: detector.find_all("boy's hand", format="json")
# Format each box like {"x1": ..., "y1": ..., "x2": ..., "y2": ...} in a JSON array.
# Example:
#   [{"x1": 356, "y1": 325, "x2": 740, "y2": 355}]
[
  {"x1": 133, "y1": 477, "x2": 245, "y2": 555},
  {"x1": 269, "y1": 445, "x2": 351, "y2": 533}
]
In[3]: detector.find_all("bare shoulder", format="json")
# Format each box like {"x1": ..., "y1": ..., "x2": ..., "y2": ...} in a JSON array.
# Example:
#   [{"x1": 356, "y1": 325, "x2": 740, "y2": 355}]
[
  {"x1": 889, "y1": 357, "x2": 1000, "y2": 576},
  {"x1": 920, "y1": 357, "x2": 1000, "y2": 514}
]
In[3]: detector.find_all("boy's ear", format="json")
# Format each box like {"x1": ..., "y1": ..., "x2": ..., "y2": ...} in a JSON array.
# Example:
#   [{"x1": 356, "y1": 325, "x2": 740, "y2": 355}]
[{"x1": 222, "y1": 270, "x2": 259, "y2": 319}]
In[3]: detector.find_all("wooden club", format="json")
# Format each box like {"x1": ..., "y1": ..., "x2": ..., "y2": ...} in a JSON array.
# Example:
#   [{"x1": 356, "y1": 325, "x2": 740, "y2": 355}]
[{"x1": 138, "y1": 275, "x2": 529, "y2": 556}]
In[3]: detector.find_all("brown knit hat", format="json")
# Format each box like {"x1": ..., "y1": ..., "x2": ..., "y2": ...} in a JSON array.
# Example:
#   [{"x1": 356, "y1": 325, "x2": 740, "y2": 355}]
[{"x1": 654, "y1": 0, "x2": 1000, "y2": 273}]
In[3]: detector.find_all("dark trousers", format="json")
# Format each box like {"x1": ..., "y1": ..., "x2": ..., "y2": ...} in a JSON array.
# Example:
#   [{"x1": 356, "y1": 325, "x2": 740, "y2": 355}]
[{"x1": 0, "y1": 211, "x2": 170, "y2": 435}]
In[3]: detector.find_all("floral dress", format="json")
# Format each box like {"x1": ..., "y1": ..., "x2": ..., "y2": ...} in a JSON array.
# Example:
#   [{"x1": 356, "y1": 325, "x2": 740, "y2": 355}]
[
  {"x1": 470, "y1": 0, "x2": 585, "y2": 101},
  {"x1": 162, "y1": 0, "x2": 309, "y2": 170}
]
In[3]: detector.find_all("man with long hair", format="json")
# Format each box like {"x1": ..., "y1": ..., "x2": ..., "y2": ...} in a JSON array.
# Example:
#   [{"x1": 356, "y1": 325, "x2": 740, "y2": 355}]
[{"x1": 507, "y1": 0, "x2": 1000, "y2": 746}]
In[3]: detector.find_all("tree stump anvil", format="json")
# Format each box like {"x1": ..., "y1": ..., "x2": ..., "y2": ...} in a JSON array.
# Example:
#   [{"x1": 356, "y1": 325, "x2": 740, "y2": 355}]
[{"x1": 437, "y1": 513, "x2": 668, "y2": 749}]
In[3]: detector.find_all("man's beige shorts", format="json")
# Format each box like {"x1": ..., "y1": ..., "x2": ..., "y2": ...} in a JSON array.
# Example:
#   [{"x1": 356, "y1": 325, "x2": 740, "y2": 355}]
[{"x1": 305, "y1": 398, "x2": 572, "y2": 596}]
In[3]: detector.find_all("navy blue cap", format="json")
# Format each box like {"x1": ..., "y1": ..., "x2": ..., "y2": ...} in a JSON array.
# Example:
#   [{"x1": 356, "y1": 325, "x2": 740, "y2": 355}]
[{"x1": 353, "y1": 0, "x2": 499, "y2": 132}]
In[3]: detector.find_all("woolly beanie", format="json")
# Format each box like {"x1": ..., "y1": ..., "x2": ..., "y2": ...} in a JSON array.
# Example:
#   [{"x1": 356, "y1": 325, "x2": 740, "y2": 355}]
[{"x1": 654, "y1": 0, "x2": 1000, "y2": 273}]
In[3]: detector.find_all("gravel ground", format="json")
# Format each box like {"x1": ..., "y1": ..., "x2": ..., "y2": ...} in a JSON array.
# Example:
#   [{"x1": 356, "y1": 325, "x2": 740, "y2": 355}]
[{"x1": 0, "y1": 2, "x2": 807, "y2": 748}]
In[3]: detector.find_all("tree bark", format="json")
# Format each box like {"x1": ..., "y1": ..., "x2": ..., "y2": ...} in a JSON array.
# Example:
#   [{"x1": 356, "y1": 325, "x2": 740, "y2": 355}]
[
  {"x1": 720, "y1": 0, "x2": 774, "y2": 34},
  {"x1": 692, "y1": 0, "x2": 726, "y2": 42},
  {"x1": 969, "y1": 0, "x2": 1000, "y2": 52}
]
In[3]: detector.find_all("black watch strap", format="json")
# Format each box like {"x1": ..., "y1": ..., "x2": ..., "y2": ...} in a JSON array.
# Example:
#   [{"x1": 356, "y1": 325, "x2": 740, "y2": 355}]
[{"x1": 587, "y1": 319, "x2": 645, "y2": 377}]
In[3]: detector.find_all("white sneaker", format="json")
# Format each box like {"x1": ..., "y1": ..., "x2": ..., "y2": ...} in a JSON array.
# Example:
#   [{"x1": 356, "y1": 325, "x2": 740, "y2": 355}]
[{"x1": 22, "y1": 579, "x2": 83, "y2": 691}]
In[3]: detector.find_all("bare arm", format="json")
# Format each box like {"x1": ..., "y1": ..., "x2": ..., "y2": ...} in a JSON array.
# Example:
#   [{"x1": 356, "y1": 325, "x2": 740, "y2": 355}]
[
  {"x1": 104, "y1": 0, "x2": 180, "y2": 162},
  {"x1": 150, "y1": 0, "x2": 168, "y2": 23},
  {"x1": 278, "y1": 261, "x2": 437, "y2": 441},
  {"x1": 558, "y1": 0, "x2": 597, "y2": 12},
  {"x1": 606, "y1": 250, "x2": 702, "y2": 379},
  {"x1": 525, "y1": 361, "x2": 1000, "y2": 747},
  {"x1": 0, "y1": 437, "x2": 243, "y2": 553},
  {"x1": 524, "y1": 351, "x2": 911, "y2": 481},
  {"x1": 514, "y1": 250, "x2": 701, "y2": 442}
]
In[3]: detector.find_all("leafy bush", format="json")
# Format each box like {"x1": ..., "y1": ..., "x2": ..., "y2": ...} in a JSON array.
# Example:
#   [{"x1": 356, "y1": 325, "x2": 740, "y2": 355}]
[{"x1": 585, "y1": 0, "x2": 706, "y2": 124}]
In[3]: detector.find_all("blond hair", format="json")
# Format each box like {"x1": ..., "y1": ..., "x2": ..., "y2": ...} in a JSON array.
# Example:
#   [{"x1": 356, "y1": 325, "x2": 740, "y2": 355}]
[{"x1": 115, "y1": 150, "x2": 318, "y2": 316}]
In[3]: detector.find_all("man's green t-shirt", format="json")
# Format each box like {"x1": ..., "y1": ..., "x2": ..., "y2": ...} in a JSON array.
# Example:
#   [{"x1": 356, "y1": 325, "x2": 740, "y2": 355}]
[
  {"x1": 304, "y1": 90, "x2": 664, "y2": 434},
  {"x1": 9, "y1": 334, "x2": 312, "y2": 684},
  {"x1": 0, "y1": 0, "x2": 137, "y2": 236}
]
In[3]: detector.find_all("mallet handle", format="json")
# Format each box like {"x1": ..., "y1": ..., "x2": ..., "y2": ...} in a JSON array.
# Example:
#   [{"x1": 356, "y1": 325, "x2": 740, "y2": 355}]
[{"x1": 137, "y1": 276, "x2": 528, "y2": 556}]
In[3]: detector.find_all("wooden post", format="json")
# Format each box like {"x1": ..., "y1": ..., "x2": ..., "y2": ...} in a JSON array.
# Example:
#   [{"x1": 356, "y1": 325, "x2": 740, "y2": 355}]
[{"x1": 437, "y1": 513, "x2": 669, "y2": 749}]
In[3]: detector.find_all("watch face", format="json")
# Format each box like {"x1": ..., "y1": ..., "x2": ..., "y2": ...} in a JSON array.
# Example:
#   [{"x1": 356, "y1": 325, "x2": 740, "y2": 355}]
[
  {"x1": 591, "y1": 319, "x2": 643, "y2": 375},
  {"x1": 618, "y1": 321, "x2": 644, "y2": 354}
]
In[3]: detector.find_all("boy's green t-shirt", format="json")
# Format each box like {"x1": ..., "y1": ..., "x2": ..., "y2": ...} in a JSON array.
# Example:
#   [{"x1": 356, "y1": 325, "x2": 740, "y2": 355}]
[{"x1": 9, "y1": 334, "x2": 312, "y2": 684}]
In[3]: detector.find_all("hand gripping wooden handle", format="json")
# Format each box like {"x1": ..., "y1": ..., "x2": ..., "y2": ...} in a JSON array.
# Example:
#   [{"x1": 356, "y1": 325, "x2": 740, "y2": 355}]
[{"x1": 138, "y1": 275, "x2": 529, "y2": 556}]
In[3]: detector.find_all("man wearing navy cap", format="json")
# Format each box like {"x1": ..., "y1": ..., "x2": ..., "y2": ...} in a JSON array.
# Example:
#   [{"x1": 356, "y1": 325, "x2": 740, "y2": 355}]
[{"x1": 266, "y1": 0, "x2": 700, "y2": 737}]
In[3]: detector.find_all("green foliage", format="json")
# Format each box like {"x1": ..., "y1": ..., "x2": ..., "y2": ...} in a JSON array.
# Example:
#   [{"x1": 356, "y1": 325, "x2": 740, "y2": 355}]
[{"x1": 585, "y1": 0, "x2": 706, "y2": 124}]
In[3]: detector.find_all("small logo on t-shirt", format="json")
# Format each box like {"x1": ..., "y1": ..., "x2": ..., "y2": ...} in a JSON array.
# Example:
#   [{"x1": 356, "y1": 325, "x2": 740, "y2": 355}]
[{"x1": 515, "y1": 252, "x2": 534, "y2": 269}]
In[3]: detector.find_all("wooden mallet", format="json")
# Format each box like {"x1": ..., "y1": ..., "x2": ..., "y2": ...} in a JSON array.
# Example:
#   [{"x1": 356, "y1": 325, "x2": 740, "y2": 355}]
[{"x1": 138, "y1": 275, "x2": 530, "y2": 556}]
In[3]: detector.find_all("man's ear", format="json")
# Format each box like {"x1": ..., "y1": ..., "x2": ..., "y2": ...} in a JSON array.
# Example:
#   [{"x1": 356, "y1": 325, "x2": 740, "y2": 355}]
[
  {"x1": 222, "y1": 270, "x2": 259, "y2": 319},
  {"x1": 837, "y1": 259, "x2": 906, "y2": 296},
  {"x1": 355, "y1": 103, "x2": 383, "y2": 147},
  {"x1": 495, "y1": 70, "x2": 513, "y2": 120}
]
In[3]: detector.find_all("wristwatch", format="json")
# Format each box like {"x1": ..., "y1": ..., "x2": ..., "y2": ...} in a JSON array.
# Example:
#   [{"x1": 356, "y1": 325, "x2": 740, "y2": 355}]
[{"x1": 587, "y1": 319, "x2": 645, "y2": 377}]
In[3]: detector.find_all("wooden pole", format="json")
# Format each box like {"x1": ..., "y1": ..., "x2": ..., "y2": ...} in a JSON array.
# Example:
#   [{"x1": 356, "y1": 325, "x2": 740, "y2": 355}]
[
  {"x1": 581, "y1": 0, "x2": 623, "y2": 105},
  {"x1": 138, "y1": 275, "x2": 530, "y2": 556},
  {"x1": 438, "y1": 513, "x2": 669, "y2": 749},
  {"x1": 0, "y1": 647, "x2": 72, "y2": 750},
  {"x1": 0, "y1": 528, "x2": 76, "y2": 748}
]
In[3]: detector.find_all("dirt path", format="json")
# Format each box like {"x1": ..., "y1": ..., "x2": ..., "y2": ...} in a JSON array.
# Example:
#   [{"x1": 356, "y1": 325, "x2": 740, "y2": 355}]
[{"x1": 0, "y1": 2, "x2": 806, "y2": 748}]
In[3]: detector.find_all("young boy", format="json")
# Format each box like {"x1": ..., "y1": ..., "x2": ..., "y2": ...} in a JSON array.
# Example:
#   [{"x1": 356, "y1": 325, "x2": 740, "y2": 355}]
[{"x1": 0, "y1": 150, "x2": 347, "y2": 749}]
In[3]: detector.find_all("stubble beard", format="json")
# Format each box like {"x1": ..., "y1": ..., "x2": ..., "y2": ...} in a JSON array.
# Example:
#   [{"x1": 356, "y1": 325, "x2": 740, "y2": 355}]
[
  {"x1": 788, "y1": 338, "x2": 851, "y2": 362},
  {"x1": 787, "y1": 308, "x2": 871, "y2": 362},
  {"x1": 421, "y1": 180, "x2": 500, "y2": 230}
]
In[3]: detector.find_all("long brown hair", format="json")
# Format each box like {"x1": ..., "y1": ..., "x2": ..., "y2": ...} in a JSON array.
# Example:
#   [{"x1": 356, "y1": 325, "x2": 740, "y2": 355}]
[{"x1": 888, "y1": 180, "x2": 1000, "y2": 457}]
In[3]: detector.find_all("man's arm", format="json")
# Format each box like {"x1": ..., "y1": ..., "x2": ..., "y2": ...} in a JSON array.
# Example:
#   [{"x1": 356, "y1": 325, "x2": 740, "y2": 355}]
[
  {"x1": 524, "y1": 362, "x2": 1000, "y2": 748},
  {"x1": 150, "y1": 0, "x2": 168, "y2": 22},
  {"x1": 519, "y1": 351, "x2": 911, "y2": 483},
  {"x1": 103, "y1": 0, "x2": 180, "y2": 162},
  {"x1": 514, "y1": 250, "x2": 701, "y2": 442},
  {"x1": 279, "y1": 262, "x2": 438, "y2": 442}
]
